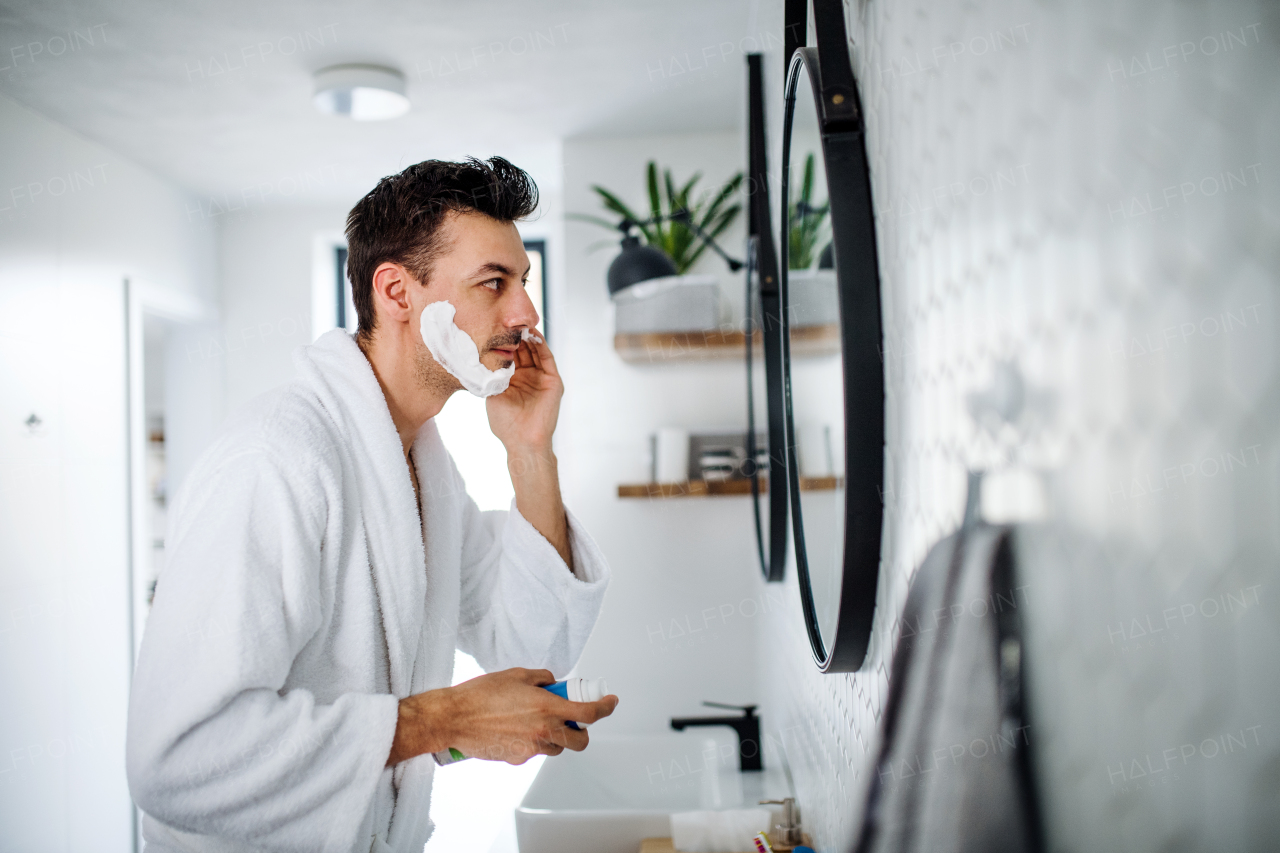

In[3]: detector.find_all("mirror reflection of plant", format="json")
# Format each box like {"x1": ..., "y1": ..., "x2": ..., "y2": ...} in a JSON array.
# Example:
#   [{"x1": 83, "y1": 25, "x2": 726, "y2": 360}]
[
  {"x1": 788, "y1": 152, "x2": 829, "y2": 270},
  {"x1": 569, "y1": 161, "x2": 743, "y2": 275}
]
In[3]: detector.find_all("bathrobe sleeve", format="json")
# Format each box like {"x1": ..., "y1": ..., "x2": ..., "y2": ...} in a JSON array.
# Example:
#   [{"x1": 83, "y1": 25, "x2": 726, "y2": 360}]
[
  {"x1": 126, "y1": 448, "x2": 398, "y2": 853},
  {"x1": 454, "y1": 488, "x2": 610, "y2": 677}
]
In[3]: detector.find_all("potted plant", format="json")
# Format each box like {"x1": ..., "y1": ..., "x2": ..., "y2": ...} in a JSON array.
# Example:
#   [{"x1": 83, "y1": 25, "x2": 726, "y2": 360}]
[
  {"x1": 572, "y1": 161, "x2": 744, "y2": 274},
  {"x1": 787, "y1": 152, "x2": 830, "y2": 270},
  {"x1": 572, "y1": 161, "x2": 745, "y2": 335},
  {"x1": 786, "y1": 151, "x2": 838, "y2": 327}
]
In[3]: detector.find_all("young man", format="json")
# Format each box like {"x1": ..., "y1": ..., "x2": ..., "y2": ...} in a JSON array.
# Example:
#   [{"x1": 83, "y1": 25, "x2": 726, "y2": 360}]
[{"x1": 127, "y1": 158, "x2": 617, "y2": 853}]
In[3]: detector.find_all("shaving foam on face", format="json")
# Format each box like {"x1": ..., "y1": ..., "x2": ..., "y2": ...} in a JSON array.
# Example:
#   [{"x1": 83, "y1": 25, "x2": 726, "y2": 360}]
[{"x1": 419, "y1": 300, "x2": 516, "y2": 397}]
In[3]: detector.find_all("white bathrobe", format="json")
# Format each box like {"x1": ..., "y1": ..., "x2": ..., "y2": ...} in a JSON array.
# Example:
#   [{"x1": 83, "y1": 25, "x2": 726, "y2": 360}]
[{"x1": 127, "y1": 329, "x2": 610, "y2": 853}]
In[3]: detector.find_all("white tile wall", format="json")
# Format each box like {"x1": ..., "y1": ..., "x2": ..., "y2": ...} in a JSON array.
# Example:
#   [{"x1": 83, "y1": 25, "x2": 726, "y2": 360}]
[{"x1": 758, "y1": 1, "x2": 1280, "y2": 850}]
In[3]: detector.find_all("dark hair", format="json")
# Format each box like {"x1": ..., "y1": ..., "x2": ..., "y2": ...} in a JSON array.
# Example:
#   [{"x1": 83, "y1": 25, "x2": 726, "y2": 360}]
[{"x1": 344, "y1": 156, "x2": 539, "y2": 341}]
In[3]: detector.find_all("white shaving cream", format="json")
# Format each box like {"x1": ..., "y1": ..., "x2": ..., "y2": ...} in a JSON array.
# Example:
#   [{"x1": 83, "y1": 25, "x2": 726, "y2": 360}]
[{"x1": 419, "y1": 300, "x2": 541, "y2": 397}]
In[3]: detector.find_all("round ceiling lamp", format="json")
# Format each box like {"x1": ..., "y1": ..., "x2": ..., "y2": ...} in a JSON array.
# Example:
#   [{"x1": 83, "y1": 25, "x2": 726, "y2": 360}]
[{"x1": 313, "y1": 64, "x2": 410, "y2": 121}]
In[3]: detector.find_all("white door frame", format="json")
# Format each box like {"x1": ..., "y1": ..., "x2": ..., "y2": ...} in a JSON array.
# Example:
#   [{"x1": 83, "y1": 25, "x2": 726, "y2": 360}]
[
  {"x1": 124, "y1": 278, "x2": 213, "y2": 852},
  {"x1": 125, "y1": 278, "x2": 211, "y2": 660}
]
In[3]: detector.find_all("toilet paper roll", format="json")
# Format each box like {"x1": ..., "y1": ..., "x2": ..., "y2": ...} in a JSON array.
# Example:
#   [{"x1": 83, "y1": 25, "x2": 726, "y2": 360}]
[{"x1": 655, "y1": 427, "x2": 690, "y2": 483}]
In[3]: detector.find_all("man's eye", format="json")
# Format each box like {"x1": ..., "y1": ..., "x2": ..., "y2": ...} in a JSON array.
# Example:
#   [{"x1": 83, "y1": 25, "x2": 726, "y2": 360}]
[{"x1": 481, "y1": 279, "x2": 501, "y2": 291}]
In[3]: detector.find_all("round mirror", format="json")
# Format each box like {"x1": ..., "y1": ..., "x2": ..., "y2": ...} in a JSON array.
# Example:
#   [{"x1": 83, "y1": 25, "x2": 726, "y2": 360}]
[
  {"x1": 746, "y1": 253, "x2": 787, "y2": 582},
  {"x1": 780, "y1": 44, "x2": 885, "y2": 672},
  {"x1": 745, "y1": 53, "x2": 788, "y2": 582}
]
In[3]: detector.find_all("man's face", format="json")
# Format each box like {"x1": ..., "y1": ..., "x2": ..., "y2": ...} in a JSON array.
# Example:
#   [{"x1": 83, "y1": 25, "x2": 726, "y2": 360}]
[{"x1": 413, "y1": 210, "x2": 539, "y2": 379}]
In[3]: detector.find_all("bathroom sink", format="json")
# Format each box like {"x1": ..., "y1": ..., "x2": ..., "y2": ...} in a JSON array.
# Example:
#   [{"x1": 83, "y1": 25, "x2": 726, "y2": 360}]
[{"x1": 515, "y1": 731, "x2": 792, "y2": 853}]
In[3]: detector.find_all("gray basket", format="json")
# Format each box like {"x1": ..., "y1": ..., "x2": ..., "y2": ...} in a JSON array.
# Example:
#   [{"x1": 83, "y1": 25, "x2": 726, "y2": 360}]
[
  {"x1": 786, "y1": 268, "x2": 839, "y2": 327},
  {"x1": 613, "y1": 274, "x2": 726, "y2": 334}
]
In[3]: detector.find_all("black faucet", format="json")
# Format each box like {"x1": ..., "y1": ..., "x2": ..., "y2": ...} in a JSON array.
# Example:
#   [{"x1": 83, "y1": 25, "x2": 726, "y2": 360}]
[{"x1": 670, "y1": 702, "x2": 763, "y2": 771}]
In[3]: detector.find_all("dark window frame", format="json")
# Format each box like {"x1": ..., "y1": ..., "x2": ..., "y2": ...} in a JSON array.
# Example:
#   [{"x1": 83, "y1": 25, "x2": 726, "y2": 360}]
[{"x1": 335, "y1": 246, "x2": 349, "y2": 330}]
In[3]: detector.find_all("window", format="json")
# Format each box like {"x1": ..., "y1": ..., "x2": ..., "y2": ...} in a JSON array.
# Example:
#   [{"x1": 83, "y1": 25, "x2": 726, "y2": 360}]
[
  {"x1": 522, "y1": 239, "x2": 548, "y2": 341},
  {"x1": 335, "y1": 246, "x2": 356, "y2": 332}
]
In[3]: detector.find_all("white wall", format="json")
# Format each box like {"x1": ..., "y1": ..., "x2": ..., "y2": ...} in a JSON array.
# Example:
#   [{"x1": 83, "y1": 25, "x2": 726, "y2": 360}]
[
  {"x1": 558, "y1": 131, "x2": 765, "y2": 733},
  {"x1": 0, "y1": 93, "x2": 217, "y2": 852},
  {"x1": 758, "y1": 1, "x2": 1280, "y2": 851},
  {"x1": 217, "y1": 203, "x2": 353, "y2": 414}
]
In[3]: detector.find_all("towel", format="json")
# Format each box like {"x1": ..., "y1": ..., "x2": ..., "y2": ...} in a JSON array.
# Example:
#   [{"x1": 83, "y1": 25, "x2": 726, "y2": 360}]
[
  {"x1": 127, "y1": 329, "x2": 610, "y2": 853},
  {"x1": 853, "y1": 523, "x2": 1041, "y2": 853}
]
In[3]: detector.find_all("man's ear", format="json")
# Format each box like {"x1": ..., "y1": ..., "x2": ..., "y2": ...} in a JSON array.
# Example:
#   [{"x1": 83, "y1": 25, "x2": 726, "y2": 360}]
[{"x1": 371, "y1": 262, "x2": 416, "y2": 326}]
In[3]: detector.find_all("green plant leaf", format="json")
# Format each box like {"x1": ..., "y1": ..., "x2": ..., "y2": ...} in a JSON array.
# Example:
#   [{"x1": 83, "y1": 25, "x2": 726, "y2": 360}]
[
  {"x1": 704, "y1": 203, "x2": 742, "y2": 240},
  {"x1": 646, "y1": 162, "x2": 662, "y2": 223},
  {"x1": 592, "y1": 186, "x2": 655, "y2": 244},
  {"x1": 677, "y1": 172, "x2": 701, "y2": 209},
  {"x1": 699, "y1": 172, "x2": 744, "y2": 230},
  {"x1": 661, "y1": 169, "x2": 679, "y2": 262},
  {"x1": 591, "y1": 186, "x2": 640, "y2": 221},
  {"x1": 801, "y1": 153, "x2": 815, "y2": 207},
  {"x1": 571, "y1": 162, "x2": 745, "y2": 275},
  {"x1": 688, "y1": 206, "x2": 740, "y2": 270},
  {"x1": 786, "y1": 153, "x2": 831, "y2": 269}
]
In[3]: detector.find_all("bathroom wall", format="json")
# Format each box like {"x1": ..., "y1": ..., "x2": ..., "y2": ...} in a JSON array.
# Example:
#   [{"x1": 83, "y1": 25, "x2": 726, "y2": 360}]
[
  {"x1": 217, "y1": 203, "x2": 354, "y2": 414},
  {"x1": 558, "y1": 130, "x2": 765, "y2": 731},
  {"x1": 755, "y1": 1, "x2": 1280, "y2": 851},
  {"x1": 0, "y1": 93, "x2": 217, "y2": 852}
]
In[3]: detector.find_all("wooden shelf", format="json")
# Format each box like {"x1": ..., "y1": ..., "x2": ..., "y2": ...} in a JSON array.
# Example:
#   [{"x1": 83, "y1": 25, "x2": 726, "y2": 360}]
[
  {"x1": 800, "y1": 475, "x2": 840, "y2": 491},
  {"x1": 617, "y1": 476, "x2": 839, "y2": 499},
  {"x1": 618, "y1": 479, "x2": 752, "y2": 498},
  {"x1": 614, "y1": 323, "x2": 840, "y2": 364},
  {"x1": 641, "y1": 835, "x2": 812, "y2": 853}
]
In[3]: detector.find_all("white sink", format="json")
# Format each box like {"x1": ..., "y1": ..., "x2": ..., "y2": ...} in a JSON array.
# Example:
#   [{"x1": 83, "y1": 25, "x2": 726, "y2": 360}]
[{"x1": 515, "y1": 731, "x2": 792, "y2": 853}]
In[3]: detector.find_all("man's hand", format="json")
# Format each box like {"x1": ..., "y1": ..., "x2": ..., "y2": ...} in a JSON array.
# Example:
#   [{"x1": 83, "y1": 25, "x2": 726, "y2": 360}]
[
  {"x1": 386, "y1": 668, "x2": 619, "y2": 767},
  {"x1": 486, "y1": 334, "x2": 561, "y2": 456},
  {"x1": 486, "y1": 335, "x2": 574, "y2": 568}
]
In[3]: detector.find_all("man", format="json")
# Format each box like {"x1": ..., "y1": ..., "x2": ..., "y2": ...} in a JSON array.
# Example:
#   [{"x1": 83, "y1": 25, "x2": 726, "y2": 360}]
[{"x1": 127, "y1": 157, "x2": 617, "y2": 853}]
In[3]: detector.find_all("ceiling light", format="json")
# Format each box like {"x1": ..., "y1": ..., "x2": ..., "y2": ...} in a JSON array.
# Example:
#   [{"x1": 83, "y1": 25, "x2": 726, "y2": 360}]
[{"x1": 313, "y1": 65, "x2": 409, "y2": 121}]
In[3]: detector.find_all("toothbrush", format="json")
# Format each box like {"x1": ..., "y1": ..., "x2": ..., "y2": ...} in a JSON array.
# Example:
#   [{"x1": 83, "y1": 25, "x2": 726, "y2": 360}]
[{"x1": 753, "y1": 831, "x2": 774, "y2": 853}]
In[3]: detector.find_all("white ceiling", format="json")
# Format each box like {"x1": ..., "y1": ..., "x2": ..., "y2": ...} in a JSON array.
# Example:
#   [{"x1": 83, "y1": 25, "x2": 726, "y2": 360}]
[{"x1": 0, "y1": 0, "x2": 779, "y2": 202}]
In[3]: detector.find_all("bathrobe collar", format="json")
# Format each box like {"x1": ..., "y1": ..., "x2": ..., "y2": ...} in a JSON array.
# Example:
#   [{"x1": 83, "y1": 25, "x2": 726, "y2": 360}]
[{"x1": 293, "y1": 329, "x2": 426, "y2": 700}]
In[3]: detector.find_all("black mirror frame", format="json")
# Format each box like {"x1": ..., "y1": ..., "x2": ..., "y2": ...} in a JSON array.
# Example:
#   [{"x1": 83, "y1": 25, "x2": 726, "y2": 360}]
[
  {"x1": 780, "y1": 5, "x2": 886, "y2": 672},
  {"x1": 744, "y1": 53, "x2": 789, "y2": 583}
]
